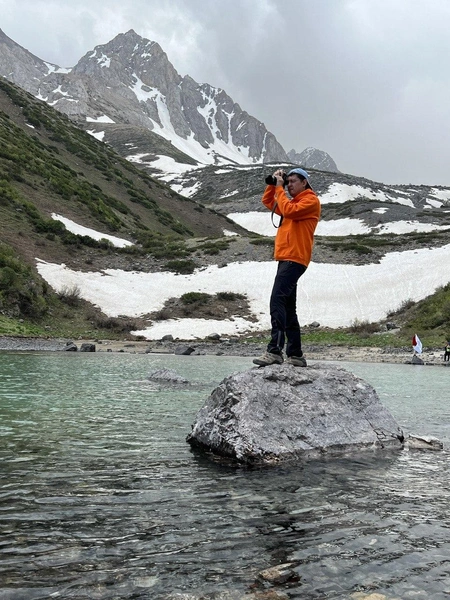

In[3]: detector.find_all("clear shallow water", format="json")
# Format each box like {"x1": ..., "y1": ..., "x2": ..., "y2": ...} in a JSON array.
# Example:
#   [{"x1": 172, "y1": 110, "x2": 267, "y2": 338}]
[{"x1": 0, "y1": 353, "x2": 449, "y2": 599}]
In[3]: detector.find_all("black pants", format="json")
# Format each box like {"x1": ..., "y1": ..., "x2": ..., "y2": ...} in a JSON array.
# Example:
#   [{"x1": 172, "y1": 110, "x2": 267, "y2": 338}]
[{"x1": 267, "y1": 260, "x2": 306, "y2": 357}]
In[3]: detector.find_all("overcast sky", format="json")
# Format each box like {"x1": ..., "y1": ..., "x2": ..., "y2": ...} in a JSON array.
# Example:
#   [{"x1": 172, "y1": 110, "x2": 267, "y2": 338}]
[{"x1": 2, "y1": 0, "x2": 450, "y2": 186}]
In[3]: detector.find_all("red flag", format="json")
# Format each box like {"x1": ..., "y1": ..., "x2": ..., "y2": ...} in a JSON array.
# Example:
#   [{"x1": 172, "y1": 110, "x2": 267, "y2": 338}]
[{"x1": 412, "y1": 335, "x2": 422, "y2": 354}]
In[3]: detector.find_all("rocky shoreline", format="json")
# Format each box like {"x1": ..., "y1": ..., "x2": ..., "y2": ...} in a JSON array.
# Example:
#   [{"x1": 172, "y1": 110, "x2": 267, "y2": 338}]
[{"x1": 1, "y1": 335, "x2": 449, "y2": 366}]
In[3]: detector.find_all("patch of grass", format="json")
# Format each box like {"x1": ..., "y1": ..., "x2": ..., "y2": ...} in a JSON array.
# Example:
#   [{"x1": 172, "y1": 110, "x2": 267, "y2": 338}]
[
  {"x1": 301, "y1": 329, "x2": 409, "y2": 348},
  {"x1": 197, "y1": 239, "x2": 233, "y2": 255},
  {"x1": 217, "y1": 291, "x2": 245, "y2": 301},
  {"x1": 323, "y1": 241, "x2": 373, "y2": 254},
  {"x1": 164, "y1": 259, "x2": 197, "y2": 274},
  {"x1": 0, "y1": 315, "x2": 45, "y2": 336},
  {"x1": 250, "y1": 237, "x2": 274, "y2": 247},
  {"x1": 387, "y1": 284, "x2": 450, "y2": 339},
  {"x1": 181, "y1": 292, "x2": 211, "y2": 305}
]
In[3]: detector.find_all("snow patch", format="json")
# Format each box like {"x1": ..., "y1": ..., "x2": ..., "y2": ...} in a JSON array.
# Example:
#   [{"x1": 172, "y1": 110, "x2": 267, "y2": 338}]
[
  {"x1": 87, "y1": 130, "x2": 105, "y2": 141},
  {"x1": 86, "y1": 115, "x2": 115, "y2": 123},
  {"x1": 321, "y1": 183, "x2": 415, "y2": 208},
  {"x1": 51, "y1": 214, "x2": 133, "y2": 248},
  {"x1": 226, "y1": 212, "x2": 372, "y2": 237}
]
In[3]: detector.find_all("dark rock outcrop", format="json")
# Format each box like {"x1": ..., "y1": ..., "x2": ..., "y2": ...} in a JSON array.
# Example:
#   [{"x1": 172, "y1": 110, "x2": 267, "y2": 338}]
[
  {"x1": 410, "y1": 355, "x2": 424, "y2": 365},
  {"x1": 63, "y1": 342, "x2": 78, "y2": 352},
  {"x1": 80, "y1": 343, "x2": 96, "y2": 352},
  {"x1": 175, "y1": 345, "x2": 196, "y2": 356},
  {"x1": 187, "y1": 363, "x2": 404, "y2": 464}
]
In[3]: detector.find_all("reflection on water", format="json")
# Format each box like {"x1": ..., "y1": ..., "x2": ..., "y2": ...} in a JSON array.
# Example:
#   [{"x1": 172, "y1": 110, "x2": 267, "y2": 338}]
[{"x1": 0, "y1": 353, "x2": 449, "y2": 599}]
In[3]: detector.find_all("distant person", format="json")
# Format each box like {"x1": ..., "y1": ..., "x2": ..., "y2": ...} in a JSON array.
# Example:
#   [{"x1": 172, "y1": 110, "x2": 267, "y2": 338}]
[
  {"x1": 444, "y1": 341, "x2": 450, "y2": 362},
  {"x1": 253, "y1": 168, "x2": 321, "y2": 367}
]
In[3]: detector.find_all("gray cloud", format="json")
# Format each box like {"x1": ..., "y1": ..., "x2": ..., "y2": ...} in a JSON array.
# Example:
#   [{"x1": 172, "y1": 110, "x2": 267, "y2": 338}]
[{"x1": 2, "y1": 0, "x2": 450, "y2": 185}]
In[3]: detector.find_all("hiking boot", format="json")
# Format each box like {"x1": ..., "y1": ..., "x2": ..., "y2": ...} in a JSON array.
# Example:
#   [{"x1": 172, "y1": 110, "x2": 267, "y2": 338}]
[
  {"x1": 253, "y1": 351, "x2": 283, "y2": 366},
  {"x1": 285, "y1": 355, "x2": 307, "y2": 367}
]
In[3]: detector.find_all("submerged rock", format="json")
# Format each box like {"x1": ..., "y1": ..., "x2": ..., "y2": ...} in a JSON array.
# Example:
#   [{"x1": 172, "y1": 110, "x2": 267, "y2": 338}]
[
  {"x1": 406, "y1": 434, "x2": 443, "y2": 450},
  {"x1": 186, "y1": 364, "x2": 405, "y2": 464},
  {"x1": 258, "y1": 562, "x2": 300, "y2": 585},
  {"x1": 148, "y1": 368, "x2": 189, "y2": 384}
]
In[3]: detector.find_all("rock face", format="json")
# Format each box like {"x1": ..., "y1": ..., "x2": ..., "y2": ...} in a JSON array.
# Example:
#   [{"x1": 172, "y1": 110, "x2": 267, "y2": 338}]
[
  {"x1": 187, "y1": 364, "x2": 404, "y2": 464},
  {"x1": 287, "y1": 146, "x2": 339, "y2": 173}
]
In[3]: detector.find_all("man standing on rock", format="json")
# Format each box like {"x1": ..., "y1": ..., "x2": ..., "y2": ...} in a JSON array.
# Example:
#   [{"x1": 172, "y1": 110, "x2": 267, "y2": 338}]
[{"x1": 253, "y1": 168, "x2": 321, "y2": 367}]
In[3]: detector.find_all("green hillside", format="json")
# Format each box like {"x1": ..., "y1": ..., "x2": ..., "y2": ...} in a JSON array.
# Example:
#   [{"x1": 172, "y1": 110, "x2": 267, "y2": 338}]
[{"x1": 0, "y1": 78, "x2": 244, "y2": 334}]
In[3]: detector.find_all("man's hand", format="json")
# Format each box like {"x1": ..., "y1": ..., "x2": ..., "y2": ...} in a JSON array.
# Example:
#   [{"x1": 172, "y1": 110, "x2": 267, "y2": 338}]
[{"x1": 273, "y1": 169, "x2": 284, "y2": 186}]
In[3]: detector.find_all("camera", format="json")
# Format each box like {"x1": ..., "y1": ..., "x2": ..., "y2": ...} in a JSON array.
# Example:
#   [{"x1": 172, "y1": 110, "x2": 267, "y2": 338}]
[{"x1": 265, "y1": 172, "x2": 288, "y2": 186}]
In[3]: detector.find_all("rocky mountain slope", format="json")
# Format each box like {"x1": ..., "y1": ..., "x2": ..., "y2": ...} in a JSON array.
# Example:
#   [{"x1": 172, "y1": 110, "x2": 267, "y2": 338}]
[
  {"x1": 163, "y1": 163, "x2": 450, "y2": 228},
  {"x1": 0, "y1": 28, "x2": 290, "y2": 168},
  {"x1": 0, "y1": 27, "x2": 343, "y2": 177}
]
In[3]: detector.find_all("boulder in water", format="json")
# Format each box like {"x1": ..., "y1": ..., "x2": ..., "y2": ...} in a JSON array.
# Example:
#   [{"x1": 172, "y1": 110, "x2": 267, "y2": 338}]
[
  {"x1": 148, "y1": 368, "x2": 189, "y2": 384},
  {"x1": 187, "y1": 363, "x2": 405, "y2": 464}
]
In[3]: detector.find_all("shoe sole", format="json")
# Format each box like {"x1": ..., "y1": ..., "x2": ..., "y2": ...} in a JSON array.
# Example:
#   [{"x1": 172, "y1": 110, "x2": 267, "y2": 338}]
[
  {"x1": 252, "y1": 359, "x2": 283, "y2": 366},
  {"x1": 286, "y1": 359, "x2": 307, "y2": 367}
]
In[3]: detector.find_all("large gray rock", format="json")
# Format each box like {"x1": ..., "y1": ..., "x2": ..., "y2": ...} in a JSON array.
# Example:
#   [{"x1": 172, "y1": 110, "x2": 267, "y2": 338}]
[{"x1": 186, "y1": 364, "x2": 404, "y2": 464}]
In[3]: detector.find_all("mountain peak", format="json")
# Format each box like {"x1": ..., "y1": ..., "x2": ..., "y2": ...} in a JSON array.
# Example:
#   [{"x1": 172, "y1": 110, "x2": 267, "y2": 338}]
[
  {"x1": 288, "y1": 147, "x2": 339, "y2": 173},
  {"x1": 1, "y1": 29, "x2": 289, "y2": 166}
]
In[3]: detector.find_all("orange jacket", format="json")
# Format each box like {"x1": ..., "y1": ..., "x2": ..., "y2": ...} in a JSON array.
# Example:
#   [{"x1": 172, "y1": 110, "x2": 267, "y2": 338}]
[{"x1": 262, "y1": 185, "x2": 321, "y2": 266}]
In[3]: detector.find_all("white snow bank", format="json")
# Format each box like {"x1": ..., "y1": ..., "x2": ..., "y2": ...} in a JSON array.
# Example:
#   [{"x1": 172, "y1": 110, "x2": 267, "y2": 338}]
[
  {"x1": 51, "y1": 214, "x2": 133, "y2": 248},
  {"x1": 36, "y1": 242, "x2": 450, "y2": 339}
]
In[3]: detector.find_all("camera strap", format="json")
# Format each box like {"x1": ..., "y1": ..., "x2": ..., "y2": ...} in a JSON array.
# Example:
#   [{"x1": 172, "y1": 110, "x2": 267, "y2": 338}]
[{"x1": 271, "y1": 202, "x2": 283, "y2": 228}]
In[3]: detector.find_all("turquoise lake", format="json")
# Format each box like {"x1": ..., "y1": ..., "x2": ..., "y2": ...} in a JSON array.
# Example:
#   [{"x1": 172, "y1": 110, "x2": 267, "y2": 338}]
[{"x1": 1, "y1": 352, "x2": 449, "y2": 599}]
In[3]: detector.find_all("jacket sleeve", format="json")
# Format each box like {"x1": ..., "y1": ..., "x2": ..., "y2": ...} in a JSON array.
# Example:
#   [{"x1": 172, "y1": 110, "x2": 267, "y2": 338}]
[
  {"x1": 274, "y1": 188, "x2": 320, "y2": 220},
  {"x1": 261, "y1": 185, "x2": 281, "y2": 215}
]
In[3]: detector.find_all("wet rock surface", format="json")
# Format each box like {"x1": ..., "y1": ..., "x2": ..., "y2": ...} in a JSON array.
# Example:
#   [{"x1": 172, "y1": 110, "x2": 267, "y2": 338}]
[
  {"x1": 148, "y1": 368, "x2": 190, "y2": 384},
  {"x1": 187, "y1": 363, "x2": 405, "y2": 464}
]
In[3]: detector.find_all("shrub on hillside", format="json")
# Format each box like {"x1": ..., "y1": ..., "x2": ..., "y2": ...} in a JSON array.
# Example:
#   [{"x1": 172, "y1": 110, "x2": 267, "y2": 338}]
[
  {"x1": 57, "y1": 285, "x2": 82, "y2": 307},
  {"x1": 217, "y1": 291, "x2": 245, "y2": 301},
  {"x1": 0, "y1": 243, "x2": 49, "y2": 319},
  {"x1": 181, "y1": 292, "x2": 211, "y2": 305},
  {"x1": 349, "y1": 319, "x2": 380, "y2": 334},
  {"x1": 164, "y1": 259, "x2": 197, "y2": 274},
  {"x1": 87, "y1": 312, "x2": 141, "y2": 333}
]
